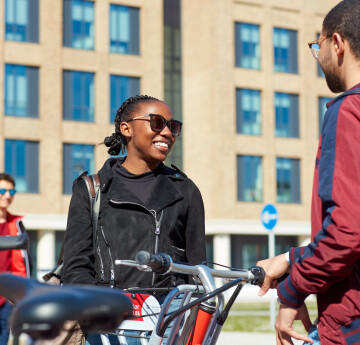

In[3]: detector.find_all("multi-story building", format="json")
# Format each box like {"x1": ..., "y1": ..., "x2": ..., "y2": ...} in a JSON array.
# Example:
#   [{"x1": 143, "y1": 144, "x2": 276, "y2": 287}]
[{"x1": 0, "y1": 0, "x2": 339, "y2": 279}]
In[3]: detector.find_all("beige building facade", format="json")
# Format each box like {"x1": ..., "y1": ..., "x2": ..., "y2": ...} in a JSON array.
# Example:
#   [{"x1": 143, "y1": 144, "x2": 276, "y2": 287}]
[{"x1": 0, "y1": 0, "x2": 339, "y2": 278}]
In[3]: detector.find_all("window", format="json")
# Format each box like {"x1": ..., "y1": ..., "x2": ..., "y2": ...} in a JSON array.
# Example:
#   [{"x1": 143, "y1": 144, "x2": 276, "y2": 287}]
[
  {"x1": 275, "y1": 92, "x2": 299, "y2": 138},
  {"x1": 5, "y1": 139, "x2": 39, "y2": 193},
  {"x1": 63, "y1": 0, "x2": 94, "y2": 50},
  {"x1": 231, "y1": 235, "x2": 298, "y2": 268},
  {"x1": 273, "y1": 28, "x2": 298, "y2": 73},
  {"x1": 5, "y1": 0, "x2": 38, "y2": 42},
  {"x1": 63, "y1": 70, "x2": 94, "y2": 122},
  {"x1": 164, "y1": 0, "x2": 183, "y2": 169},
  {"x1": 205, "y1": 236, "x2": 214, "y2": 268},
  {"x1": 237, "y1": 155, "x2": 262, "y2": 202},
  {"x1": 276, "y1": 157, "x2": 300, "y2": 203},
  {"x1": 109, "y1": 4, "x2": 139, "y2": 55},
  {"x1": 63, "y1": 144, "x2": 94, "y2": 194},
  {"x1": 318, "y1": 97, "x2": 332, "y2": 135},
  {"x1": 236, "y1": 88, "x2": 261, "y2": 135},
  {"x1": 235, "y1": 23, "x2": 260, "y2": 69},
  {"x1": 110, "y1": 75, "x2": 140, "y2": 123},
  {"x1": 5, "y1": 64, "x2": 39, "y2": 117}
]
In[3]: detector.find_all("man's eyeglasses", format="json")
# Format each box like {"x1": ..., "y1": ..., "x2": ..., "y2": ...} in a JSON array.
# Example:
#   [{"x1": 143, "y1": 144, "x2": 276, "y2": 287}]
[
  {"x1": 308, "y1": 36, "x2": 331, "y2": 59},
  {"x1": 0, "y1": 189, "x2": 16, "y2": 196},
  {"x1": 127, "y1": 114, "x2": 182, "y2": 137}
]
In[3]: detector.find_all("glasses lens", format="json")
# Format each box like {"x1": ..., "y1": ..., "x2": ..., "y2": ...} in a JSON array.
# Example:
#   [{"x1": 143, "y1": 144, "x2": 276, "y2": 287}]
[
  {"x1": 150, "y1": 115, "x2": 166, "y2": 132},
  {"x1": 311, "y1": 43, "x2": 320, "y2": 59},
  {"x1": 0, "y1": 189, "x2": 16, "y2": 196},
  {"x1": 168, "y1": 120, "x2": 182, "y2": 136}
]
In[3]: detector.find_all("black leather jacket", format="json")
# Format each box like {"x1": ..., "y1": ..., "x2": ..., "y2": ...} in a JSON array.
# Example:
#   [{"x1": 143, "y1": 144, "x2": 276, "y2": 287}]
[{"x1": 62, "y1": 158, "x2": 206, "y2": 292}]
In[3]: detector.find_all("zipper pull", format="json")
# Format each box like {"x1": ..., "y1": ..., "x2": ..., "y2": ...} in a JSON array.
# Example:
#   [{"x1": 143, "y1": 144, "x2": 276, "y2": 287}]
[
  {"x1": 110, "y1": 269, "x2": 115, "y2": 288},
  {"x1": 155, "y1": 222, "x2": 160, "y2": 235}
]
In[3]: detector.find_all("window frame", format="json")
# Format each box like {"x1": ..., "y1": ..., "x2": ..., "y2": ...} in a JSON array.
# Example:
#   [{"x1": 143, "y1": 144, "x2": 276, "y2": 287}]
[
  {"x1": 4, "y1": 139, "x2": 39, "y2": 193},
  {"x1": 274, "y1": 92, "x2": 299, "y2": 138},
  {"x1": 109, "y1": 4, "x2": 140, "y2": 55},
  {"x1": 276, "y1": 157, "x2": 300, "y2": 203},
  {"x1": 4, "y1": 64, "x2": 39, "y2": 118},
  {"x1": 5, "y1": 0, "x2": 39, "y2": 43},
  {"x1": 63, "y1": 0, "x2": 95, "y2": 50},
  {"x1": 235, "y1": 22, "x2": 260, "y2": 70},
  {"x1": 237, "y1": 155, "x2": 263, "y2": 202},
  {"x1": 63, "y1": 70, "x2": 95, "y2": 122},
  {"x1": 273, "y1": 27, "x2": 298, "y2": 74},
  {"x1": 236, "y1": 88, "x2": 261, "y2": 135}
]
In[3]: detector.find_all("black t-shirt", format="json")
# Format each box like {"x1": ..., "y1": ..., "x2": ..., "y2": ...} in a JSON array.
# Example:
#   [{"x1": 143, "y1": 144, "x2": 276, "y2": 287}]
[{"x1": 113, "y1": 162, "x2": 159, "y2": 204}]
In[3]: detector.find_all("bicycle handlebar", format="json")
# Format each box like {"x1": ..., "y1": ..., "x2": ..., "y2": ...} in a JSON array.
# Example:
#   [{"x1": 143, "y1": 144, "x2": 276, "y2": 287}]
[
  {"x1": 135, "y1": 251, "x2": 172, "y2": 274},
  {"x1": 0, "y1": 233, "x2": 29, "y2": 250},
  {"x1": 117, "y1": 250, "x2": 265, "y2": 286}
]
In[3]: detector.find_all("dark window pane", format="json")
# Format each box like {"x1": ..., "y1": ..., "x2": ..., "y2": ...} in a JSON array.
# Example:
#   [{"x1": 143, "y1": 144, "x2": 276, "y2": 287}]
[
  {"x1": 235, "y1": 23, "x2": 260, "y2": 69},
  {"x1": 237, "y1": 155, "x2": 263, "y2": 202},
  {"x1": 275, "y1": 92, "x2": 299, "y2": 138},
  {"x1": 63, "y1": 70, "x2": 94, "y2": 122},
  {"x1": 5, "y1": 64, "x2": 39, "y2": 118},
  {"x1": 5, "y1": 0, "x2": 39, "y2": 42},
  {"x1": 63, "y1": 144, "x2": 94, "y2": 194},
  {"x1": 4, "y1": 139, "x2": 39, "y2": 193},
  {"x1": 276, "y1": 157, "x2": 300, "y2": 203},
  {"x1": 110, "y1": 75, "x2": 140, "y2": 123},
  {"x1": 110, "y1": 5, "x2": 139, "y2": 55},
  {"x1": 236, "y1": 89, "x2": 261, "y2": 135},
  {"x1": 63, "y1": 0, "x2": 94, "y2": 50},
  {"x1": 274, "y1": 28, "x2": 298, "y2": 74}
]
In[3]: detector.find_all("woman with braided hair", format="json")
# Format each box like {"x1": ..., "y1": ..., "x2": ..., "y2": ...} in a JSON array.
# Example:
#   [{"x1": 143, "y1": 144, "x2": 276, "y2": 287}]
[{"x1": 62, "y1": 95, "x2": 206, "y2": 345}]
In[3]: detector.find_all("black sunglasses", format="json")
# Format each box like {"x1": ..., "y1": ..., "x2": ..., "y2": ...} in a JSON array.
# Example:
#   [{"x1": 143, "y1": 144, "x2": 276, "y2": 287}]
[
  {"x1": 127, "y1": 114, "x2": 182, "y2": 137},
  {"x1": 0, "y1": 188, "x2": 16, "y2": 196}
]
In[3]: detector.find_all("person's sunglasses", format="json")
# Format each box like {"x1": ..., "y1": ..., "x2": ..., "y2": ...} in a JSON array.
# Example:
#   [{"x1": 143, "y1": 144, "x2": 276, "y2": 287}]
[
  {"x1": 127, "y1": 114, "x2": 182, "y2": 137},
  {"x1": 0, "y1": 188, "x2": 16, "y2": 196},
  {"x1": 308, "y1": 35, "x2": 331, "y2": 59}
]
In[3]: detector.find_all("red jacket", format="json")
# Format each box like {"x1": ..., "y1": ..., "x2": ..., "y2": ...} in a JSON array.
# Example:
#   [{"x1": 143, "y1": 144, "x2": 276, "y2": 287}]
[
  {"x1": 277, "y1": 86, "x2": 360, "y2": 344},
  {"x1": 0, "y1": 212, "x2": 30, "y2": 306}
]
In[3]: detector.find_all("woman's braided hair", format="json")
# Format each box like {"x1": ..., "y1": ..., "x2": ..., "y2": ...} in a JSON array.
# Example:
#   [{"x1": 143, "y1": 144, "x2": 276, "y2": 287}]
[{"x1": 104, "y1": 95, "x2": 161, "y2": 156}]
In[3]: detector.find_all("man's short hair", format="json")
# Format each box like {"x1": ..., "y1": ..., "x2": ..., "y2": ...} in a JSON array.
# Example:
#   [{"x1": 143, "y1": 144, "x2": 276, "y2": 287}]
[
  {"x1": 323, "y1": 0, "x2": 360, "y2": 59},
  {"x1": 0, "y1": 173, "x2": 15, "y2": 187}
]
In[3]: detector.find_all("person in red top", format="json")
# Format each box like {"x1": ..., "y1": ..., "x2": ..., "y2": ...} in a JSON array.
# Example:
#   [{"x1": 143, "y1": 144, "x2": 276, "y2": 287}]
[
  {"x1": 0, "y1": 173, "x2": 30, "y2": 344},
  {"x1": 256, "y1": 1, "x2": 360, "y2": 344}
]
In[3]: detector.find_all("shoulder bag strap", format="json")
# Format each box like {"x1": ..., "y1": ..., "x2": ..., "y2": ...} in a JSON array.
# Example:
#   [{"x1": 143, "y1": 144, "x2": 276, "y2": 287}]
[
  {"x1": 57, "y1": 174, "x2": 101, "y2": 263},
  {"x1": 82, "y1": 174, "x2": 101, "y2": 248}
]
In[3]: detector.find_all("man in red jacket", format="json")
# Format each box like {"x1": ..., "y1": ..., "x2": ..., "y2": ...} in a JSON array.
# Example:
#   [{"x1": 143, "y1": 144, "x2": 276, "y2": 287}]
[
  {"x1": 257, "y1": 1, "x2": 360, "y2": 344},
  {"x1": 0, "y1": 173, "x2": 30, "y2": 344}
]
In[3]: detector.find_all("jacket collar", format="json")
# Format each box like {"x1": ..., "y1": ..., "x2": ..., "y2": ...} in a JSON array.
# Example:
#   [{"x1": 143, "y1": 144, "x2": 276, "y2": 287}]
[{"x1": 98, "y1": 157, "x2": 184, "y2": 212}]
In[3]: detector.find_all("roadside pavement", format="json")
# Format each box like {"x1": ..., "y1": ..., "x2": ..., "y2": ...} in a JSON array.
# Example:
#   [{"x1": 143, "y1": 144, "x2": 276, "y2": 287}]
[
  {"x1": 10, "y1": 331, "x2": 305, "y2": 345},
  {"x1": 218, "y1": 331, "x2": 304, "y2": 345}
]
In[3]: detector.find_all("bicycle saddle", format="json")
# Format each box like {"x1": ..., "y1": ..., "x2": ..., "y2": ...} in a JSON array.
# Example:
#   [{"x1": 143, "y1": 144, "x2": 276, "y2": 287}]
[{"x1": 0, "y1": 274, "x2": 132, "y2": 340}]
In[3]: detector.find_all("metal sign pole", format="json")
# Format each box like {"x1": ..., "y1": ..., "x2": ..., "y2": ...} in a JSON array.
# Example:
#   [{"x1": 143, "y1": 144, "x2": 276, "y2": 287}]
[
  {"x1": 260, "y1": 203, "x2": 278, "y2": 331},
  {"x1": 269, "y1": 229, "x2": 276, "y2": 330}
]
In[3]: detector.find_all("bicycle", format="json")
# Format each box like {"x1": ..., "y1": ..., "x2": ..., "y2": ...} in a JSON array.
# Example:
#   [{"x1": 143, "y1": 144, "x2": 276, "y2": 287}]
[
  {"x1": 0, "y1": 249, "x2": 264, "y2": 345},
  {"x1": 108, "y1": 251, "x2": 264, "y2": 345}
]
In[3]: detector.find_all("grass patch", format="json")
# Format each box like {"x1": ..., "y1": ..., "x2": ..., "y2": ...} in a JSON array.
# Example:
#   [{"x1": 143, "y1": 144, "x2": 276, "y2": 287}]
[{"x1": 222, "y1": 301, "x2": 317, "y2": 333}]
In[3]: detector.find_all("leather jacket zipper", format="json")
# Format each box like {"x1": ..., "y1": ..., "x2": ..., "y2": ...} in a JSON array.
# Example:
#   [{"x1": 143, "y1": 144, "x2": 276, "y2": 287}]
[
  {"x1": 150, "y1": 209, "x2": 164, "y2": 285},
  {"x1": 151, "y1": 209, "x2": 164, "y2": 254},
  {"x1": 96, "y1": 243, "x2": 105, "y2": 281},
  {"x1": 100, "y1": 225, "x2": 115, "y2": 288},
  {"x1": 109, "y1": 200, "x2": 164, "y2": 285}
]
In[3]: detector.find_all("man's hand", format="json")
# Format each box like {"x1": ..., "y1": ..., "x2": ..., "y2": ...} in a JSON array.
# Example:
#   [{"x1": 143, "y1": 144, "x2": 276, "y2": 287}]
[
  {"x1": 275, "y1": 303, "x2": 313, "y2": 345},
  {"x1": 256, "y1": 253, "x2": 290, "y2": 296}
]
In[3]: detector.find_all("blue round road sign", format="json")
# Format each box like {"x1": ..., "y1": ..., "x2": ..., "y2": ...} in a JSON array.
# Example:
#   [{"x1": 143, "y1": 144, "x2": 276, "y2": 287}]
[{"x1": 261, "y1": 204, "x2": 278, "y2": 230}]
